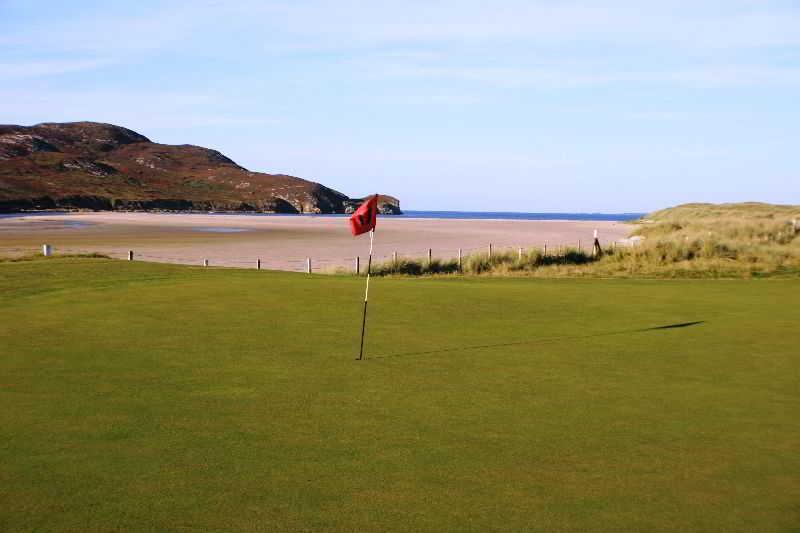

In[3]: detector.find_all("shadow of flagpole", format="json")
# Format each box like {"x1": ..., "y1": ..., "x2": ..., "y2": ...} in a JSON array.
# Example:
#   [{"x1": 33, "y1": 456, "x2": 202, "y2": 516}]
[{"x1": 366, "y1": 321, "x2": 705, "y2": 361}]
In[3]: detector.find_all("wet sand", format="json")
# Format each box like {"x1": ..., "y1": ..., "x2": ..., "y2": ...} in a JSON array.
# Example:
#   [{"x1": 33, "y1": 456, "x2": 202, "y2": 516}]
[{"x1": 0, "y1": 212, "x2": 632, "y2": 272}]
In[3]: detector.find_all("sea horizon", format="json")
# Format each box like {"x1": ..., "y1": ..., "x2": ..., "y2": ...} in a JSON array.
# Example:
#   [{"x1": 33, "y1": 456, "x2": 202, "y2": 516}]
[
  {"x1": 1, "y1": 210, "x2": 646, "y2": 222},
  {"x1": 398, "y1": 210, "x2": 644, "y2": 221}
]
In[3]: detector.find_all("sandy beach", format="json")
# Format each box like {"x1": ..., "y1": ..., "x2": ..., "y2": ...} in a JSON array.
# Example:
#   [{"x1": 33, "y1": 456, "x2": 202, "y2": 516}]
[{"x1": 0, "y1": 212, "x2": 632, "y2": 272}]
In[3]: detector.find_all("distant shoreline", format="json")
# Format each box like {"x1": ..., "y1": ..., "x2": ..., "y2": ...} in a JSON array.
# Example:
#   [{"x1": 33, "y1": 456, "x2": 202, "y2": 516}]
[
  {"x1": 0, "y1": 211, "x2": 632, "y2": 271},
  {"x1": 0, "y1": 209, "x2": 644, "y2": 222}
]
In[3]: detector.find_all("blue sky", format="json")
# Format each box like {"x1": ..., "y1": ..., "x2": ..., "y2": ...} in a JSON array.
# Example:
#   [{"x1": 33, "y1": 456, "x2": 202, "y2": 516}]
[{"x1": 1, "y1": 0, "x2": 798, "y2": 212}]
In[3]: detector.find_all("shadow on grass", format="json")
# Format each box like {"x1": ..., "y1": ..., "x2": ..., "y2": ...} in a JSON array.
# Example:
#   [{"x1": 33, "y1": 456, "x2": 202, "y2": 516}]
[
  {"x1": 640, "y1": 321, "x2": 704, "y2": 330},
  {"x1": 366, "y1": 321, "x2": 705, "y2": 360}
]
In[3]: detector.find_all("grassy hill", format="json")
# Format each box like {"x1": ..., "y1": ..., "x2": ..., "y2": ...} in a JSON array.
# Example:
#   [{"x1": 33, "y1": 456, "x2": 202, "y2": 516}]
[
  {"x1": 1, "y1": 257, "x2": 798, "y2": 530},
  {"x1": 0, "y1": 122, "x2": 401, "y2": 214},
  {"x1": 613, "y1": 202, "x2": 800, "y2": 277}
]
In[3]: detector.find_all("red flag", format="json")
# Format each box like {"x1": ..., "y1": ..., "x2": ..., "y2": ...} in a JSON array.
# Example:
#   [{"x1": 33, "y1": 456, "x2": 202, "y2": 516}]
[{"x1": 349, "y1": 194, "x2": 378, "y2": 236}]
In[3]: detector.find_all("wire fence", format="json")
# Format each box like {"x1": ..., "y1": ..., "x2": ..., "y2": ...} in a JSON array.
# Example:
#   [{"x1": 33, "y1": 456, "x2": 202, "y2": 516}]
[{"x1": 3, "y1": 238, "x2": 632, "y2": 273}]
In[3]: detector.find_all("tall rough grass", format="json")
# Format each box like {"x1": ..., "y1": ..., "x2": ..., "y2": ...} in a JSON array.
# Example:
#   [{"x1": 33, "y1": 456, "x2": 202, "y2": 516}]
[
  {"x1": 0, "y1": 252, "x2": 109, "y2": 263},
  {"x1": 365, "y1": 203, "x2": 800, "y2": 278},
  {"x1": 370, "y1": 248, "x2": 593, "y2": 277}
]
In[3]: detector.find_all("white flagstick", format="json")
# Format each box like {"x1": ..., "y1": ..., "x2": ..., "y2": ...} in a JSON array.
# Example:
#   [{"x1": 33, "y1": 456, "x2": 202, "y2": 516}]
[{"x1": 358, "y1": 228, "x2": 375, "y2": 360}]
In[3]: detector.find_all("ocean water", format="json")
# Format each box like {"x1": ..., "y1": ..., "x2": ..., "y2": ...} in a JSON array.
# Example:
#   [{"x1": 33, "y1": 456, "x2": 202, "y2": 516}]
[
  {"x1": 399, "y1": 210, "x2": 643, "y2": 221},
  {"x1": 206, "y1": 210, "x2": 644, "y2": 221},
  {"x1": 0, "y1": 210, "x2": 644, "y2": 222}
]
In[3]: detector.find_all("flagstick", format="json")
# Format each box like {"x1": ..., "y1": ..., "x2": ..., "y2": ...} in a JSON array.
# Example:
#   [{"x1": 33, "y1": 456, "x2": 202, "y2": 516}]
[{"x1": 358, "y1": 228, "x2": 375, "y2": 360}]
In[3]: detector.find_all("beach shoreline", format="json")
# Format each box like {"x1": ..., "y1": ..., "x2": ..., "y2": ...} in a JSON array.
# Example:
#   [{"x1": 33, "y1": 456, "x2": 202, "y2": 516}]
[{"x1": 0, "y1": 212, "x2": 633, "y2": 272}]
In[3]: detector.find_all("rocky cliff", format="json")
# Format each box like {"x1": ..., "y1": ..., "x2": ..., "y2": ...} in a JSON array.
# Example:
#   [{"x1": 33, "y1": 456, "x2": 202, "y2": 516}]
[{"x1": 0, "y1": 121, "x2": 401, "y2": 214}]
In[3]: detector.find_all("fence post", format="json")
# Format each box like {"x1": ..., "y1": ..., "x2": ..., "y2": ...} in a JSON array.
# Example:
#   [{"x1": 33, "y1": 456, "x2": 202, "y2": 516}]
[
  {"x1": 578, "y1": 240, "x2": 581, "y2": 252},
  {"x1": 488, "y1": 243, "x2": 492, "y2": 258},
  {"x1": 518, "y1": 247, "x2": 523, "y2": 260},
  {"x1": 257, "y1": 258, "x2": 261, "y2": 270},
  {"x1": 128, "y1": 250, "x2": 134, "y2": 261},
  {"x1": 793, "y1": 218, "x2": 798, "y2": 234},
  {"x1": 42, "y1": 244, "x2": 52, "y2": 257},
  {"x1": 203, "y1": 259, "x2": 208, "y2": 267},
  {"x1": 306, "y1": 257, "x2": 311, "y2": 274},
  {"x1": 543, "y1": 242, "x2": 547, "y2": 256},
  {"x1": 592, "y1": 229, "x2": 602, "y2": 257},
  {"x1": 428, "y1": 248, "x2": 432, "y2": 264},
  {"x1": 356, "y1": 256, "x2": 360, "y2": 275},
  {"x1": 458, "y1": 248, "x2": 462, "y2": 271},
  {"x1": 393, "y1": 251, "x2": 397, "y2": 264}
]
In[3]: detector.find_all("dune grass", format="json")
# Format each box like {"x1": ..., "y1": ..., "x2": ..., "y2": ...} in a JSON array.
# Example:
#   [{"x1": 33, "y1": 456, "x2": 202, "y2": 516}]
[
  {"x1": 1, "y1": 257, "x2": 798, "y2": 531},
  {"x1": 0, "y1": 252, "x2": 109, "y2": 263},
  {"x1": 367, "y1": 202, "x2": 800, "y2": 278}
]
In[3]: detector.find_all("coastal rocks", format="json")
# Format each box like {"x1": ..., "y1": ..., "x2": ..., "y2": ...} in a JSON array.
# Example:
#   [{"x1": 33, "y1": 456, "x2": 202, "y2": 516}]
[
  {"x1": 344, "y1": 195, "x2": 402, "y2": 215},
  {"x1": 0, "y1": 132, "x2": 61, "y2": 159},
  {"x1": 59, "y1": 159, "x2": 118, "y2": 177}
]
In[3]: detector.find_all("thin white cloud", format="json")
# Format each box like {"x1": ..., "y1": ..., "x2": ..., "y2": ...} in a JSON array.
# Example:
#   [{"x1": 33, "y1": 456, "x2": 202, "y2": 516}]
[
  {"x1": 222, "y1": 0, "x2": 800, "y2": 50},
  {"x1": 7, "y1": 1, "x2": 800, "y2": 59},
  {"x1": 0, "y1": 88, "x2": 279, "y2": 133},
  {"x1": 0, "y1": 59, "x2": 111, "y2": 80},
  {"x1": 369, "y1": 63, "x2": 800, "y2": 89}
]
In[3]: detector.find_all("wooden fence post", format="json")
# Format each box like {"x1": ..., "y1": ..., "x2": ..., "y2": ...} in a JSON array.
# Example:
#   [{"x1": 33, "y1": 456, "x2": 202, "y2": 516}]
[
  {"x1": 592, "y1": 228, "x2": 602, "y2": 257},
  {"x1": 128, "y1": 250, "x2": 134, "y2": 261},
  {"x1": 543, "y1": 242, "x2": 547, "y2": 256},
  {"x1": 518, "y1": 247, "x2": 523, "y2": 260},
  {"x1": 356, "y1": 256, "x2": 360, "y2": 274},
  {"x1": 458, "y1": 248, "x2": 462, "y2": 271},
  {"x1": 488, "y1": 243, "x2": 492, "y2": 258},
  {"x1": 428, "y1": 248, "x2": 432, "y2": 264},
  {"x1": 203, "y1": 259, "x2": 208, "y2": 267},
  {"x1": 393, "y1": 251, "x2": 397, "y2": 264},
  {"x1": 306, "y1": 257, "x2": 311, "y2": 274},
  {"x1": 257, "y1": 258, "x2": 261, "y2": 270}
]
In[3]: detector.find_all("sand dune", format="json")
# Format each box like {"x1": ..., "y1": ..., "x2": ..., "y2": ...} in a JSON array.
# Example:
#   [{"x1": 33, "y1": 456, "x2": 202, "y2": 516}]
[{"x1": 0, "y1": 212, "x2": 631, "y2": 272}]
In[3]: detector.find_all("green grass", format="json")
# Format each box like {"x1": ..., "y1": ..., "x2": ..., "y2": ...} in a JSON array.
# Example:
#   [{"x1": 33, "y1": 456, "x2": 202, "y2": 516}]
[{"x1": 1, "y1": 257, "x2": 799, "y2": 531}]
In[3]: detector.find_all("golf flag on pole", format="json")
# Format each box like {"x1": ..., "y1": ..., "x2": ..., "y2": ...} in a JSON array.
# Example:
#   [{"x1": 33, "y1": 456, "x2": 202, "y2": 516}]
[
  {"x1": 350, "y1": 194, "x2": 378, "y2": 236},
  {"x1": 352, "y1": 195, "x2": 379, "y2": 360}
]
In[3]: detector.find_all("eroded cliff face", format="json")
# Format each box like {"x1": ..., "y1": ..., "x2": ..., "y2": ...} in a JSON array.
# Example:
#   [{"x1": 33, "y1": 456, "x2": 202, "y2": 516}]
[
  {"x1": 0, "y1": 122, "x2": 401, "y2": 214},
  {"x1": 343, "y1": 195, "x2": 402, "y2": 215}
]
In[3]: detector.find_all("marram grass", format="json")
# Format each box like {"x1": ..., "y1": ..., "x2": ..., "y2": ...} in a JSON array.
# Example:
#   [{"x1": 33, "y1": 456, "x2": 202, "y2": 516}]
[{"x1": 365, "y1": 202, "x2": 800, "y2": 278}]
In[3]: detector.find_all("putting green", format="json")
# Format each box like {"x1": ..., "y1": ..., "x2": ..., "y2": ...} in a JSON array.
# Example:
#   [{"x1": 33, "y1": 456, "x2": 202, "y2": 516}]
[{"x1": 1, "y1": 258, "x2": 798, "y2": 530}]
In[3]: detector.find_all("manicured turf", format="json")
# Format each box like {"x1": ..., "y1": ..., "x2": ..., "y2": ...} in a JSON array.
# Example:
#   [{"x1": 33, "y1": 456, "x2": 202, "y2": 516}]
[{"x1": 1, "y1": 258, "x2": 798, "y2": 531}]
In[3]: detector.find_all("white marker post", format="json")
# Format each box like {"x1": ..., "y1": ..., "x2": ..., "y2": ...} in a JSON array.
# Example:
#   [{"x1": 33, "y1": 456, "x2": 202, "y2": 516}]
[{"x1": 593, "y1": 228, "x2": 602, "y2": 257}]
